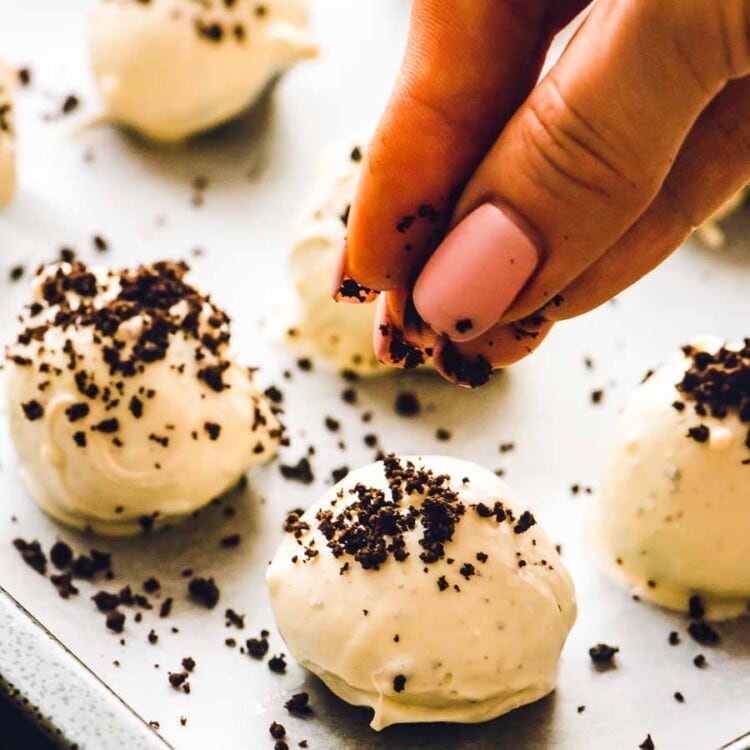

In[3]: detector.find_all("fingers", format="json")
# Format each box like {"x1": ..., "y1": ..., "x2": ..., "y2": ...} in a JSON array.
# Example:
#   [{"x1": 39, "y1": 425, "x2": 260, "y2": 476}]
[
  {"x1": 433, "y1": 315, "x2": 554, "y2": 387},
  {"x1": 373, "y1": 290, "x2": 436, "y2": 369},
  {"x1": 342, "y1": 0, "x2": 587, "y2": 292},
  {"x1": 413, "y1": 0, "x2": 736, "y2": 342},
  {"x1": 544, "y1": 76, "x2": 750, "y2": 321},
  {"x1": 428, "y1": 74, "x2": 750, "y2": 377}
]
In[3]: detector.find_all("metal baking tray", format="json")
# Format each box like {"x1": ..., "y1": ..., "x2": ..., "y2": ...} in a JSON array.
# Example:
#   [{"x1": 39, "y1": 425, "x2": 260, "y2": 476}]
[{"x1": 2, "y1": 2, "x2": 750, "y2": 748}]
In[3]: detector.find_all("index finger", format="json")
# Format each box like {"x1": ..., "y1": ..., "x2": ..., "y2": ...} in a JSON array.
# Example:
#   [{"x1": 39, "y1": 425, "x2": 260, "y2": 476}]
[{"x1": 343, "y1": 0, "x2": 588, "y2": 292}]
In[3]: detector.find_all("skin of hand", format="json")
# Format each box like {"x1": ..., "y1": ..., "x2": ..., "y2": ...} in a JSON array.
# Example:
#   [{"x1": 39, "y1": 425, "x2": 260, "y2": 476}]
[{"x1": 332, "y1": 0, "x2": 750, "y2": 387}]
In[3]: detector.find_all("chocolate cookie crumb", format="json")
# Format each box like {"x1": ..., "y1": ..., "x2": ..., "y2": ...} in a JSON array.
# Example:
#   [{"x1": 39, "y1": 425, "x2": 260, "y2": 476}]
[
  {"x1": 246, "y1": 633, "x2": 270, "y2": 659},
  {"x1": 280, "y1": 458, "x2": 314, "y2": 484},
  {"x1": 688, "y1": 595, "x2": 705, "y2": 619},
  {"x1": 92, "y1": 591, "x2": 121, "y2": 613},
  {"x1": 13, "y1": 538, "x2": 47, "y2": 575},
  {"x1": 159, "y1": 598, "x2": 173, "y2": 618},
  {"x1": 188, "y1": 577, "x2": 220, "y2": 609},
  {"x1": 22, "y1": 400, "x2": 44, "y2": 421},
  {"x1": 268, "y1": 654, "x2": 287, "y2": 674},
  {"x1": 394, "y1": 391, "x2": 420, "y2": 417},
  {"x1": 106, "y1": 610, "x2": 126, "y2": 633},
  {"x1": 284, "y1": 692, "x2": 312, "y2": 716},
  {"x1": 589, "y1": 643, "x2": 619, "y2": 664},
  {"x1": 687, "y1": 621, "x2": 720, "y2": 645},
  {"x1": 686, "y1": 425, "x2": 710, "y2": 443},
  {"x1": 168, "y1": 671, "x2": 188, "y2": 689}
]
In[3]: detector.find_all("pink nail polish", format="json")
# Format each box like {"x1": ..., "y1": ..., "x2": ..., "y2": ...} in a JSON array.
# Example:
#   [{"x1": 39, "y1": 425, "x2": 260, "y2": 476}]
[
  {"x1": 331, "y1": 242, "x2": 379, "y2": 304},
  {"x1": 413, "y1": 204, "x2": 539, "y2": 341}
]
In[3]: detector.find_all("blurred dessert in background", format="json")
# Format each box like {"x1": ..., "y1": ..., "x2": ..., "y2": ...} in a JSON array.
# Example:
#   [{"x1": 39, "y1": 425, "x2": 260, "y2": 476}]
[
  {"x1": 591, "y1": 336, "x2": 750, "y2": 620},
  {"x1": 89, "y1": 0, "x2": 317, "y2": 142}
]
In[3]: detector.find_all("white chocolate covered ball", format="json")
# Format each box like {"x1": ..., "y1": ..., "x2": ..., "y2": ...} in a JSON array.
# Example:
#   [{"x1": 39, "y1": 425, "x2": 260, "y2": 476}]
[
  {"x1": 268, "y1": 455, "x2": 576, "y2": 730},
  {"x1": 591, "y1": 337, "x2": 750, "y2": 620},
  {"x1": 286, "y1": 136, "x2": 386, "y2": 375},
  {"x1": 89, "y1": 0, "x2": 317, "y2": 142},
  {"x1": 5, "y1": 260, "x2": 280, "y2": 535}
]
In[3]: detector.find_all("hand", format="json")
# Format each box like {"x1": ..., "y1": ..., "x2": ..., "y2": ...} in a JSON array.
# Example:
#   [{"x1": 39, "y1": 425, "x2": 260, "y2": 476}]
[{"x1": 333, "y1": 0, "x2": 750, "y2": 386}]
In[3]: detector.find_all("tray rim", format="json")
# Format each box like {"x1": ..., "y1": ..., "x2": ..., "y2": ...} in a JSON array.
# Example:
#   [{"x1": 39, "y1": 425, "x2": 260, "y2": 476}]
[{"x1": 0, "y1": 584, "x2": 173, "y2": 750}]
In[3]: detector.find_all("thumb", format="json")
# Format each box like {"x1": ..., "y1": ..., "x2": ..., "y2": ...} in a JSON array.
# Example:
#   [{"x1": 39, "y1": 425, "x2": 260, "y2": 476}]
[{"x1": 413, "y1": 0, "x2": 743, "y2": 343}]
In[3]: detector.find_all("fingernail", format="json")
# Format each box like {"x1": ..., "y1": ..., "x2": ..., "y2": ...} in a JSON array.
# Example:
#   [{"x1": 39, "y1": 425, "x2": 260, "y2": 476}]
[
  {"x1": 373, "y1": 294, "x2": 429, "y2": 369},
  {"x1": 331, "y1": 241, "x2": 379, "y2": 304},
  {"x1": 413, "y1": 203, "x2": 539, "y2": 341},
  {"x1": 433, "y1": 336, "x2": 494, "y2": 389}
]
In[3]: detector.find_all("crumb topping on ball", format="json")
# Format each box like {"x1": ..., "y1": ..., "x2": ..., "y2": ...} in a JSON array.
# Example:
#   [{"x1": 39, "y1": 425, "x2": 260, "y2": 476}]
[
  {"x1": 675, "y1": 341, "x2": 750, "y2": 451},
  {"x1": 285, "y1": 455, "x2": 539, "y2": 578},
  {"x1": 6, "y1": 260, "x2": 277, "y2": 452}
]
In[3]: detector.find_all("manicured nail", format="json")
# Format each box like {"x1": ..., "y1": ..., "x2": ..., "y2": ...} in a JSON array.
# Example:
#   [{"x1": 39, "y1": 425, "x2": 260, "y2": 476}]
[
  {"x1": 413, "y1": 203, "x2": 539, "y2": 341},
  {"x1": 433, "y1": 336, "x2": 494, "y2": 389},
  {"x1": 331, "y1": 241, "x2": 378, "y2": 304},
  {"x1": 373, "y1": 294, "x2": 429, "y2": 369}
]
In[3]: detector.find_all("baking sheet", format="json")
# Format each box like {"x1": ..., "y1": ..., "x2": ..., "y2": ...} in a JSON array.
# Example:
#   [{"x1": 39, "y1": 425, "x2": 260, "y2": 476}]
[
  {"x1": 1, "y1": 2, "x2": 750, "y2": 748},
  {"x1": 0, "y1": 586, "x2": 171, "y2": 750}
]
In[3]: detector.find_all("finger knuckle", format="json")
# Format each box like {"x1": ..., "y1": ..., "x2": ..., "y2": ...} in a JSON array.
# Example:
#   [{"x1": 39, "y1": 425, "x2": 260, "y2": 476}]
[{"x1": 517, "y1": 77, "x2": 646, "y2": 211}]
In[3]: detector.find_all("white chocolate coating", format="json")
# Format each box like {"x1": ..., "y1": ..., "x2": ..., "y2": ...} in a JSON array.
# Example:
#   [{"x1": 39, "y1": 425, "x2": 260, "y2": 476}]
[
  {"x1": 591, "y1": 337, "x2": 750, "y2": 620},
  {"x1": 0, "y1": 58, "x2": 17, "y2": 207},
  {"x1": 5, "y1": 261, "x2": 280, "y2": 536},
  {"x1": 287, "y1": 136, "x2": 385, "y2": 375},
  {"x1": 268, "y1": 456, "x2": 576, "y2": 730},
  {"x1": 89, "y1": 0, "x2": 317, "y2": 142}
]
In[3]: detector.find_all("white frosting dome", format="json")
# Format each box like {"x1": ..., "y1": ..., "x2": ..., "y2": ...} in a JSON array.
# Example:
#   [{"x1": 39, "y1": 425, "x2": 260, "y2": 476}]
[
  {"x1": 0, "y1": 57, "x2": 17, "y2": 207},
  {"x1": 591, "y1": 336, "x2": 750, "y2": 620},
  {"x1": 89, "y1": 0, "x2": 317, "y2": 142},
  {"x1": 286, "y1": 136, "x2": 385, "y2": 375},
  {"x1": 267, "y1": 455, "x2": 576, "y2": 730},
  {"x1": 5, "y1": 261, "x2": 280, "y2": 536}
]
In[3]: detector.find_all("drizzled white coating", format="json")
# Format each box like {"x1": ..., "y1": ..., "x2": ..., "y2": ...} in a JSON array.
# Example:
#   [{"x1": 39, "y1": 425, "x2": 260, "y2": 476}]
[
  {"x1": 286, "y1": 136, "x2": 386, "y2": 375},
  {"x1": 591, "y1": 336, "x2": 750, "y2": 620},
  {"x1": 5, "y1": 262, "x2": 280, "y2": 536},
  {"x1": 89, "y1": 0, "x2": 317, "y2": 142},
  {"x1": 267, "y1": 456, "x2": 576, "y2": 730}
]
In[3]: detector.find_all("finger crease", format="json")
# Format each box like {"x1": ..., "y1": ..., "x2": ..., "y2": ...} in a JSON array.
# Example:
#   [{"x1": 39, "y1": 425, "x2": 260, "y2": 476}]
[
  {"x1": 547, "y1": 78, "x2": 633, "y2": 186},
  {"x1": 524, "y1": 102, "x2": 615, "y2": 201}
]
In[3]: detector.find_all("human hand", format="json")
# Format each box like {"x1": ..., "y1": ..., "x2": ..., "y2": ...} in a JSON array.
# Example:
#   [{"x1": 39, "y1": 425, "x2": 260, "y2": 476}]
[{"x1": 333, "y1": 0, "x2": 750, "y2": 386}]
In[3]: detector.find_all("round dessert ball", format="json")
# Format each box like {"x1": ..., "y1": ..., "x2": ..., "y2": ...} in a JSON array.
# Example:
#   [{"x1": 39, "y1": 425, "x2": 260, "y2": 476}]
[
  {"x1": 0, "y1": 57, "x2": 17, "y2": 207},
  {"x1": 286, "y1": 136, "x2": 386, "y2": 375},
  {"x1": 591, "y1": 337, "x2": 750, "y2": 620},
  {"x1": 267, "y1": 455, "x2": 576, "y2": 730},
  {"x1": 89, "y1": 0, "x2": 317, "y2": 142},
  {"x1": 5, "y1": 260, "x2": 281, "y2": 535}
]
